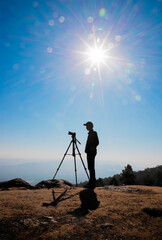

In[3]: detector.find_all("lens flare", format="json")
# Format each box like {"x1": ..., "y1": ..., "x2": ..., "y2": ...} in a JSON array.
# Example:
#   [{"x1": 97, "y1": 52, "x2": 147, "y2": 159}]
[
  {"x1": 99, "y1": 8, "x2": 106, "y2": 17},
  {"x1": 47, "y1": 47, "x2": 53, "y2": 53},
  {"x1": 87, "y1": 16, "x2": 93, "y2": 23},
  {"x1": 59, "y1": 16, "x2": 65, "y2": 23},
  {"x1": 48, "y1": 20, "x2": 54, "y2": 26}
]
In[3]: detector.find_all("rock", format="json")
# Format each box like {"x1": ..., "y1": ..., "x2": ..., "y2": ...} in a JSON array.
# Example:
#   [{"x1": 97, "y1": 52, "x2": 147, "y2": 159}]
[
  {"x1": 42, "y1": 216, "x2": 57, "y2": 223},
  {"x1": 100, "y1": 223, "x2": 114, "y2": 229},
  {"x1": 0, "y1": 178, "x2": 33, "y2": 189},
  {"x1": 62, "y1": 179, "x2": 74, "y2": 187},
  {"x1": 21, "y1": 218, "x2": 40, "y2": 227},
  {"x1": 35, "y1": 179, "x2": 73, "y2": 189}
]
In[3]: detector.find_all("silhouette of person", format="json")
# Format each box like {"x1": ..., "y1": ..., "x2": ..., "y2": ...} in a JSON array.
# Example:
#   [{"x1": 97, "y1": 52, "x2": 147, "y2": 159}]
[{"x1": 83, "y1": 121, "x2": 99, "y2": 189}]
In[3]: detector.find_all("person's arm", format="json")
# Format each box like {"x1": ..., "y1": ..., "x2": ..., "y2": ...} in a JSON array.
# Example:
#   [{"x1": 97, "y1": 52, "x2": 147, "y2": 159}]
[{"x1": 94, "y1": 131, "x2": 99, "y2": 147}]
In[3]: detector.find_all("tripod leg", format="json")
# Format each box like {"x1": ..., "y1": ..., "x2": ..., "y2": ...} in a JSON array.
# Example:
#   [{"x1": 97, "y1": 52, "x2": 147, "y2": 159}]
[
  {"x1": 74, "y1": 154, "x2": 78, "y2": 187},
  {"x1": 75, "y1": 143, "x2": 90, "y2": 180},
  {"x1": 53, "y1": 140, "x2": 72, "y2": 180}
]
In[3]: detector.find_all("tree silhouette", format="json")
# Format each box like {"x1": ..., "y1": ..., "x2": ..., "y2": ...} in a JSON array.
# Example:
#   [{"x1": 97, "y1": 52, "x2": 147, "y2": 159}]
[
  {"x1": 96, "y1": 178, "x2": 104, "y2": 187},
  {"x1": 120, "y1": 164, "x2": 136, "y2": 185},
  {"x1": 155, "y1": 170, "x2": 162, "y2": 187},
  {"x1": 109, "y1": 176, "x2": 119, "y2": 186}
]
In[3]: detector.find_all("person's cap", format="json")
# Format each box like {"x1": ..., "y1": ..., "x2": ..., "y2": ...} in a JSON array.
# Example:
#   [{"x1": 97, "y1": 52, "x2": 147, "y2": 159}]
[{"x1": 83, "y1": 121, "x2": 93, "y2": 128}]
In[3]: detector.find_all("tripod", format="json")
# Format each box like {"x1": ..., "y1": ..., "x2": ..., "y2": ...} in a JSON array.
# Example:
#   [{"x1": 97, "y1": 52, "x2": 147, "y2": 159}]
[{"x1": 53, "y1": 132, "x2": 89, "y2": 186}]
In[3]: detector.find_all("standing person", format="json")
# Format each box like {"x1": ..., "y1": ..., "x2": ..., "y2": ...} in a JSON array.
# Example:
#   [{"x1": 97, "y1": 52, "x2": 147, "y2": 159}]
[{"x1": 83, "y1": 121, "x2": 99, "y2": 189}]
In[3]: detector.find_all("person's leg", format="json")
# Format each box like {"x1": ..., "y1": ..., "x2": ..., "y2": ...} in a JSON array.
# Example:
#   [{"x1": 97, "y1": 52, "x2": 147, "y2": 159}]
[
  {"x1": 89, "y1": 168, "x2": 96, "y2": 183},
  {"x1": 87, "y1": 154, "x2": 96, "y2": 186}
]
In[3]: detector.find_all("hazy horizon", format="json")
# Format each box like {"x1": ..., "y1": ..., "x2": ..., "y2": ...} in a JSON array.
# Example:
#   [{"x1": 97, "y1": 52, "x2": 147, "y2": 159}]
[{"x1": 0, "y1": 157, "x2": 161, "y2": 185}]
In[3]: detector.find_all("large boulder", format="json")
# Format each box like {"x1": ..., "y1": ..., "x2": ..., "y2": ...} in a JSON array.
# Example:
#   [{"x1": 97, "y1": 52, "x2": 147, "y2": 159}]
[
  {"x1": 35, "y1": 179, "x2": 73, "y2": 189},
  {"x1": 0, "y1": 178, "x2": 33, "y2": 189}
]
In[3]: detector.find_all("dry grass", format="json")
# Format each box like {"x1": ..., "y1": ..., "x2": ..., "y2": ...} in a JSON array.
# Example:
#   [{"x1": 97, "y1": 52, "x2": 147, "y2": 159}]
[{"x1": 0, "y1": 185, "x2": 162, "y2": 239}]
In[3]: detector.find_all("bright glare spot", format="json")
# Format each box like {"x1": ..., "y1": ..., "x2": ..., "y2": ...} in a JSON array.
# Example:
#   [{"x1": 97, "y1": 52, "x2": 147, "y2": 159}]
[
  {"x1": 135, "y1": 95, "x2": 141, "y2": 101},
  {"x1": 47, "y1": 47, "x2": 53, "y2": 53},
  {"x1": 87, "y1": 16, "x2": 93, "y2": 23},
  {"x1": 84, "y1": 68, "x2": 90, "y2": 75},
  {"x1": 59, "y1": 16, "x2": 65, "y2": 23},
  {"x1": 99, "y1": 8, "x2": 106, "y2": 17},
  {"x1": 115, "y1": 35, "x2": 121, "y2": 42},
  {"x1": 88, "y1": 47, "x2": 106, "y2": 64},
  {"x1": 49, "y1": 19, "x2": 55, "y2": 26}
]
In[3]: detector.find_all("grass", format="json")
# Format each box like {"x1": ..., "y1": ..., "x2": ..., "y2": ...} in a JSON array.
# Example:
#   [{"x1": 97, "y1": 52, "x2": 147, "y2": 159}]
[{"x1": 0, "y1": 185, "x2": 162, "y2": 239}]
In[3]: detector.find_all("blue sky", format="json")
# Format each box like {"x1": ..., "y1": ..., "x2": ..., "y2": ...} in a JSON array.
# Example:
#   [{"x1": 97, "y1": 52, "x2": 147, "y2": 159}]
[{"x1": 0, "y1": 0, "x2": 162, "y2": 180}]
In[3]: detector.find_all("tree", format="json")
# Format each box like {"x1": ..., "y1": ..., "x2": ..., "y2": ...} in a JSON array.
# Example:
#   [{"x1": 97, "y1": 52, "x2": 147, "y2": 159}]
[
  {"x1": 120, "y1": 164, "x2": 136, "y2": 185},
  {"x1": 96, "y1": 178, "x2": 104, "y2": 187},
  {"x1": 109, "y1": 176, "x2": 119, "y2": 186},
  {"x1": 155, "y1": 170, "x2": 162, "y2": 187}
]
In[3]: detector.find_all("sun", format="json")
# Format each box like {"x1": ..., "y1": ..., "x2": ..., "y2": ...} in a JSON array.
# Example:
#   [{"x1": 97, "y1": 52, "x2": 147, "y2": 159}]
[
  {"x1": 87, "y1": 47, "x2": 106, "y2": 64},
  {"x1": 73, "y1": 30, "x2": 121, "y2": 75}
]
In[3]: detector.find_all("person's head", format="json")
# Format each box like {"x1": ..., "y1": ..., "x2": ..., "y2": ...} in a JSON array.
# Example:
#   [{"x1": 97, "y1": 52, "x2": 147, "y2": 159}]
[{"x1": 83, "y1": 121, "x2": 93, "y2": 131}]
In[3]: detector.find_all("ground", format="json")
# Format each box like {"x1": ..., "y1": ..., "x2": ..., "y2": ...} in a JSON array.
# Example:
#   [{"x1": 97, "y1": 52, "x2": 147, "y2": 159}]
[{"x1": 0, "y1": 185, "x2": 162, "y2": 240}]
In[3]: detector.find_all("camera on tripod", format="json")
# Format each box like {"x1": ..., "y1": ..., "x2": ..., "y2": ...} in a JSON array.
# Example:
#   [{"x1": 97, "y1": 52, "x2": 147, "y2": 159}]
[{"x1": 68, "y1": 131, "x2": 76, "y2": 138}]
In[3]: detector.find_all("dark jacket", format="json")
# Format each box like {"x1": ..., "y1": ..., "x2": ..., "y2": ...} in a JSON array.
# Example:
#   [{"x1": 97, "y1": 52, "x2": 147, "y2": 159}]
[{"x1": 85, "y1": 130, "x2": 99, "y2": 155}]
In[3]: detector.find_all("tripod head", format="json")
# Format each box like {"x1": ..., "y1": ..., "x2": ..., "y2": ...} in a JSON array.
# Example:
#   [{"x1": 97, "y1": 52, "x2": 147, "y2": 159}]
[
  {"x1": 68, "y1": 131, "x2": 76, "y2": 138},
  {"x1": 68, "y1": 131, "x2": 81, "y2": 144}
]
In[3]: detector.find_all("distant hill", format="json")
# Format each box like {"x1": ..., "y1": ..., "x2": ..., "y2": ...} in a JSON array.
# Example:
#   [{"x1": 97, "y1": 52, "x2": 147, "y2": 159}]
[{"x1": 79, "y1": 165, "x2": 162, "y2": 187}]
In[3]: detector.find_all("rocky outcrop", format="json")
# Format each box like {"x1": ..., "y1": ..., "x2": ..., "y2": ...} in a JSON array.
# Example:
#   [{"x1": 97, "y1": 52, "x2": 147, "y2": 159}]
[
  {"x1": 35, "y1": 179, "x2": 73, "y2": 189},
  {"x1": 0, "y1": 178, "x2": 73, "y2": 190},
  {"x1": 0, "y1": 178, "x2": 33, "y2": 189}
]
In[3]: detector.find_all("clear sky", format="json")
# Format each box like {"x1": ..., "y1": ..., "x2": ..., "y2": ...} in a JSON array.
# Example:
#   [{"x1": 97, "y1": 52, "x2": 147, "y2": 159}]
[{"x1": 0, "y1": 0, "x2": 162, "y2": 175}]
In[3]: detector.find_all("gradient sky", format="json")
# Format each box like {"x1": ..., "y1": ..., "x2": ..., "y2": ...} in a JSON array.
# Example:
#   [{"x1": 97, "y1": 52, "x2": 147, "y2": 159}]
[{"x1": 0, "y1": 0, "x2": 162, "y2": 173}]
